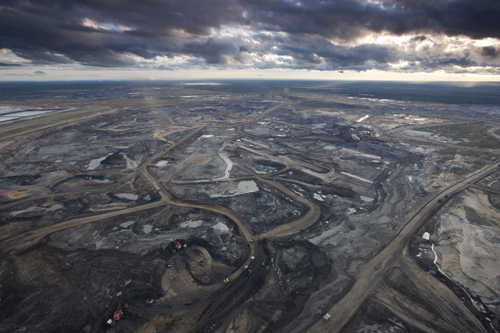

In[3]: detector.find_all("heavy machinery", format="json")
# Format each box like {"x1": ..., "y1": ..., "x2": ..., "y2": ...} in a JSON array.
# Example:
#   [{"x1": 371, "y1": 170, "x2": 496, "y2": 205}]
[
  {"x1": 106, "y1": 301, "x2": 128, "y2": 326},
  {"x1": 171, "y1": 240, "x2": 188, "y2": 253}
]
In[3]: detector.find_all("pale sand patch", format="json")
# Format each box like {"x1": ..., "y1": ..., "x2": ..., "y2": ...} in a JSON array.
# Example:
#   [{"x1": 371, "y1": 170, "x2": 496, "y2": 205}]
[
  {"x1": 435, "y1": 189, "x2": 500, "y2": 308},
  {"x1": 180, "y1": 220, "x2": 203, "y2": 228},
  {"x1": 5, "y1": 190, "x2": 26, "y2": 199},
  {"x1": 0, "y1": 140, "x2": 14, "y2": 151}
]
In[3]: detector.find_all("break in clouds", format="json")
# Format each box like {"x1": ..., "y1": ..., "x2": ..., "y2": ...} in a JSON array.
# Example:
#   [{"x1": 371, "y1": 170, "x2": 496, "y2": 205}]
[{"x1": 1, "y1": 0, "x2": 500, "y2": 74}]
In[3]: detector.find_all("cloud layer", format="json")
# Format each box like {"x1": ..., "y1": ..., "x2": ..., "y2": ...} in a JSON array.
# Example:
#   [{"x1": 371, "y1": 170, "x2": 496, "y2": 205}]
[{"x1": 1, "y1": 0, "x2": 500, "y2": 74}]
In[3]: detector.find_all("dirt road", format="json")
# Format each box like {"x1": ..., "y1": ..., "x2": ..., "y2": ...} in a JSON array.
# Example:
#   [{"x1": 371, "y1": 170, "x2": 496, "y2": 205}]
[
  {"x1": 307, "y1": 161, "x2": 499, "y2": 333},
  {"x1": 233, "y1": 163, "x2": 322, "y2": 239},
  {"x1": 0, "y1": 103, "x2": 292, "y2": 286},
  {"x1": 0, "y1": 200, "x2": 165, "y2": 254}
]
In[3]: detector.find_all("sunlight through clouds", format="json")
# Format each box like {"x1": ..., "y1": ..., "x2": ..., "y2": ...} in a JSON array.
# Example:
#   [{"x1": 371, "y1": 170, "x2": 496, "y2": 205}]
[{"x1": 0, "y1": 0, "x2": 499, "y2": 80}]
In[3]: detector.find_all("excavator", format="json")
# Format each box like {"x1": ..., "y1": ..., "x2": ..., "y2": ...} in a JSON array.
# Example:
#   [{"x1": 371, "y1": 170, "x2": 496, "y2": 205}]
[
  {"x1": 171, "y1": 241, "x2": 187, "y2": 253},
  {"x1": 106, "y1": 301, "x2": 128, "y2": 326}
]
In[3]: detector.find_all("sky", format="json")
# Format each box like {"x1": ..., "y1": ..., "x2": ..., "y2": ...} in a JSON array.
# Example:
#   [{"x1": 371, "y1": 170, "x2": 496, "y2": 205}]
[{"x1": 1, "y1": 0, "x2": 500, "y2": 81}]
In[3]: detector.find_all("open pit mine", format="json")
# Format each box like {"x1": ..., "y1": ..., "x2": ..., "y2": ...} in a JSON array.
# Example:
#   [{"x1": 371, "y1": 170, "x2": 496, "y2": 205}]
[{"x1": 0, "y1": 81, "x2": 500, "y2": 333}]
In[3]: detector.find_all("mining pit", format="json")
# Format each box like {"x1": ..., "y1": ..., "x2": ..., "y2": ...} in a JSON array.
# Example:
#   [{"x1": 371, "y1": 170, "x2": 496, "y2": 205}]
[{"x1": 0, "y1": 83, "x2": 499, "y2": 333}]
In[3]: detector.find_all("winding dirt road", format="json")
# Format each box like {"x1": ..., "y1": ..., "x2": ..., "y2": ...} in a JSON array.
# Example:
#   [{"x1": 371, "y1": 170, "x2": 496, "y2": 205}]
[
  {"x1": 234, "y1": 163, "x2": 322, "y2": 239},
  {"x1": 0, "y1": 103, "x2": 299, "y2": 287},
  {"x1": 0, "y1": 200, "x2": 166, "y2": 254},
  {"x1": 1, "y1": 98, "x2": 498, "y2": 333}
]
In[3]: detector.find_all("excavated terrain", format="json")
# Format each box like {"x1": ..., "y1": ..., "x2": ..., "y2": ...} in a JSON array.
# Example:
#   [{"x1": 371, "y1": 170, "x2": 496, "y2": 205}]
[{"x1": 0, "y1": 82, "x2": 499, "y2": 333}]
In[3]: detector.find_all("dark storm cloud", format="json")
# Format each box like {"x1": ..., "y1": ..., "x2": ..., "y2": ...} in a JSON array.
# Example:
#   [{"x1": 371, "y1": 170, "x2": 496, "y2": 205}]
[
  {"x1": 0, "y1": 62, "x2": 22, "y2": 67},
  {"x1": 182, "y1": 36, "x2": 259, "y2": 65},
  {"x1": 3, "y1": 72, "x2": 44, "y2": 77},
  {"x1": 183, "y1": 38, "x2": 240, "y2": 64},
  {"x1": 410, "y1": 36, "x2": 428, "y2": 43},
  {"x1": 242, "y1": 0, "x2": 500, "y2": 40},
  {"x1": 0, "y1": 0, "x2": 499, "y2": 72},
  {"x1": 480, "y1": 46, "x2": 499, "y2": 59},
  {"x1": 158, "y1": 65, "x2": 173, "y2": 71},
  {"x1": 0, "y1": 0, "x2": 244, "y2": 67}
]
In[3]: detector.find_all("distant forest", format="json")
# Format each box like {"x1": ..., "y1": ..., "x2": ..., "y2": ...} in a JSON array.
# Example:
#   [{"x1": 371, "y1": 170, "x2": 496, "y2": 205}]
[{"x1": 1, "y1": 80, "x2": 499, "y2": 105}]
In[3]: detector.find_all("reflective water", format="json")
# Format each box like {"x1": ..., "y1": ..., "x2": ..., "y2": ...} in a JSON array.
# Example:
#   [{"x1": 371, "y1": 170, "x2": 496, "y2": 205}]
[{"x1": 0, "y1": 110, "x2": 57, "y2": 122}]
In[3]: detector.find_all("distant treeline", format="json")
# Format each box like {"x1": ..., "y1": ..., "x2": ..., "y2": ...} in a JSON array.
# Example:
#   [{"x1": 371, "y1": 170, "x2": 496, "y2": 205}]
[{"x1": 1, "y1": 80, "x2": 499, "y2": 105}]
